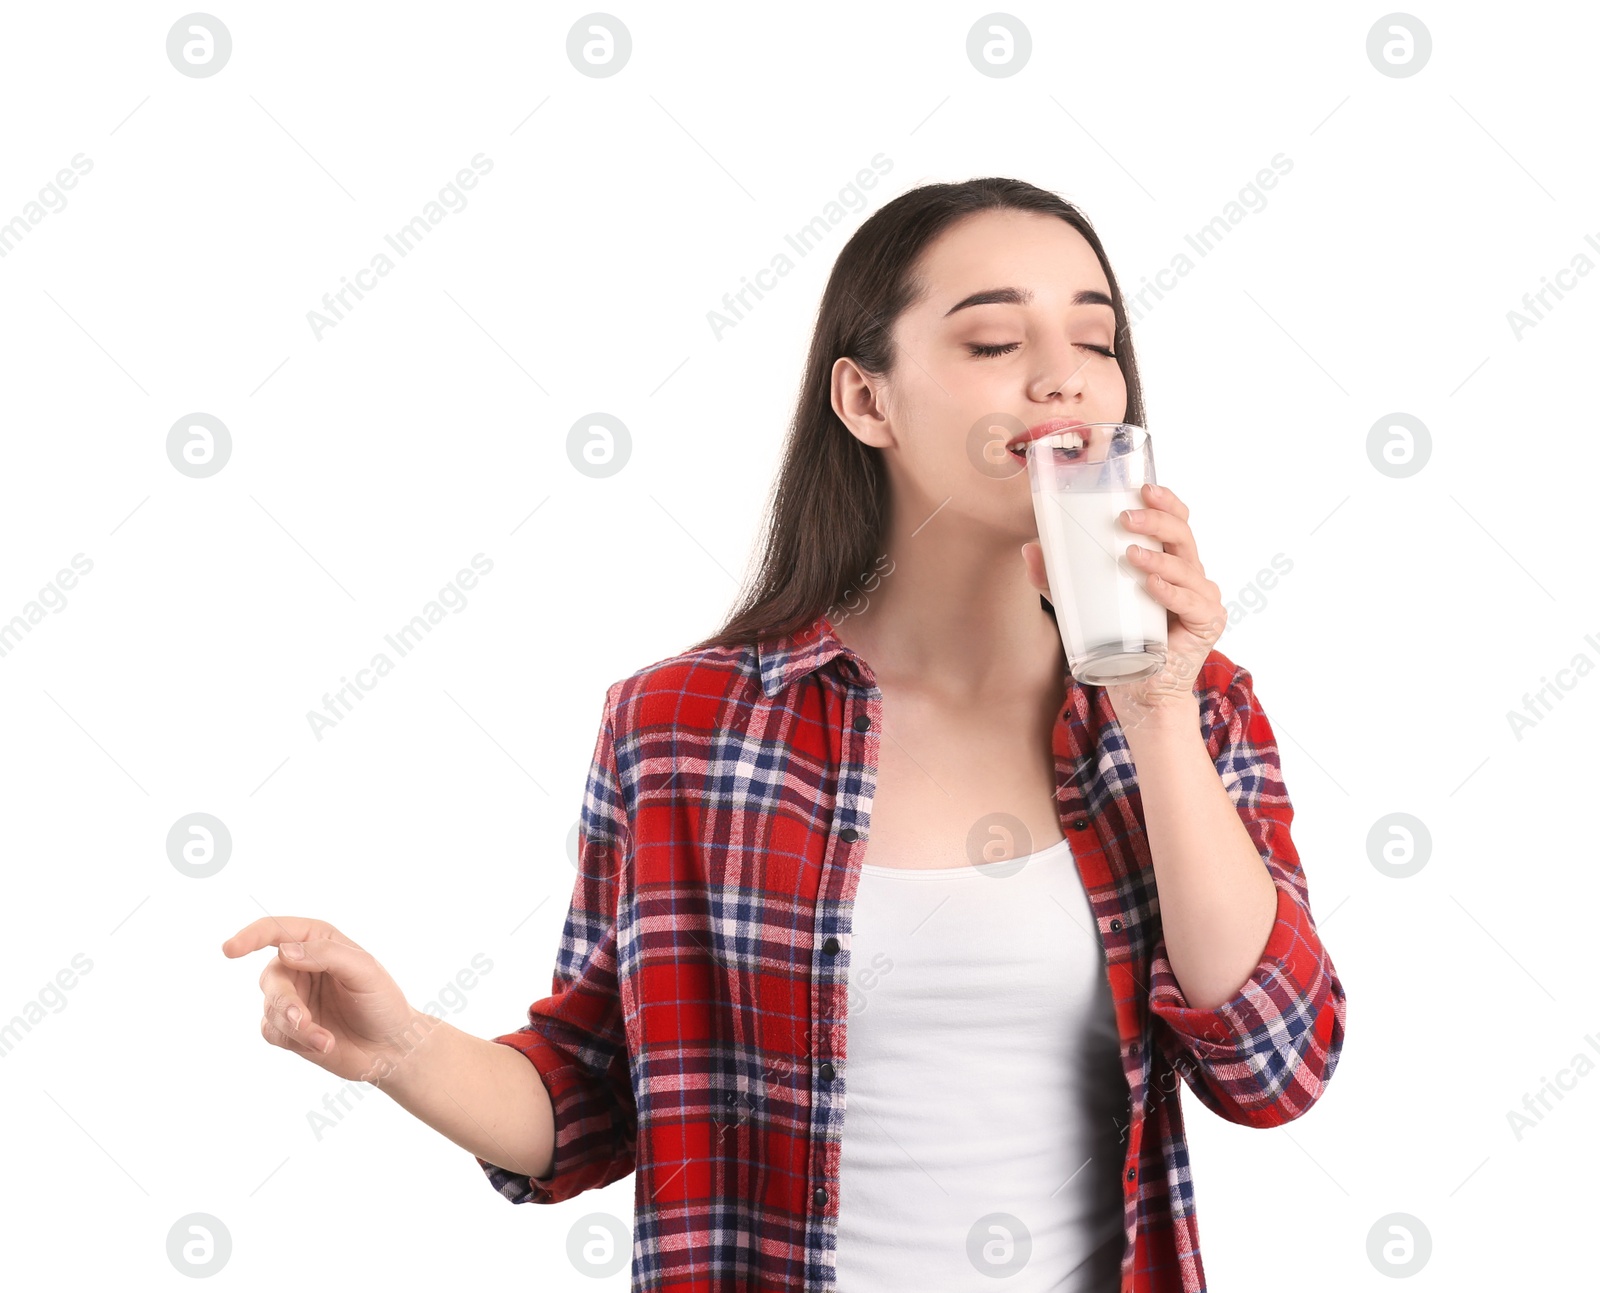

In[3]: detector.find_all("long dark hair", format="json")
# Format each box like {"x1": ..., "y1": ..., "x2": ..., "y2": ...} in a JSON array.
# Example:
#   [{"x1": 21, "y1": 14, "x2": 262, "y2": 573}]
[{"x1": 687, "y1": 176, "x2": 1146, "y2": 655}]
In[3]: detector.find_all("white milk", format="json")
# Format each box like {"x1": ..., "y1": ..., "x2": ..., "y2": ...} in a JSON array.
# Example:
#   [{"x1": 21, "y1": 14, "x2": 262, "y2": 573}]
[{"x1": 1032, "y1": 486, "x2": 1167, "y2": 676}]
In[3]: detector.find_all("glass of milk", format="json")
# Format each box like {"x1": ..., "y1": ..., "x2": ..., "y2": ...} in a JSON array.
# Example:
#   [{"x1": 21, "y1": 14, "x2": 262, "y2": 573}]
[{"x1": 1024, "y1": 423, "x2": 1168, "y2": 685}]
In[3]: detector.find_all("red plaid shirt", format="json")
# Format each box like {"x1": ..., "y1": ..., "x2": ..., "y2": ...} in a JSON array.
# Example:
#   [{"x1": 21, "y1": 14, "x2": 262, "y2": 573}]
[{"x1": 478, "y1": 613, "x2": 1347, "y2": 1291}]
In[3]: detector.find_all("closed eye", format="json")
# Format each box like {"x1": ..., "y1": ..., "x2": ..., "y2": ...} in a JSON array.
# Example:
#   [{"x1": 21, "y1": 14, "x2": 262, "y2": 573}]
[{"x1": 967, "y1": 342, "x2": 1116, "y2": 358}]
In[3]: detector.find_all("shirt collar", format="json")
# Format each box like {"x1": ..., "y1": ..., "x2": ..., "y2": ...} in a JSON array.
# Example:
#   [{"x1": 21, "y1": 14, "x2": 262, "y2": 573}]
[
  {"x1": 755, "y1": 615, "x2": 868, "y2": 698},
  {"x1": 755, "y1": 605, "x2": 1077, "y2": 699}
]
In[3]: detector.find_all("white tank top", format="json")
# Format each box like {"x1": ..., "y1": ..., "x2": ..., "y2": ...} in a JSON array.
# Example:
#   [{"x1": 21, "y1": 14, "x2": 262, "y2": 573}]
[{"x1": 833, "y1": 835, "x2": 1129, "y2": 1291}]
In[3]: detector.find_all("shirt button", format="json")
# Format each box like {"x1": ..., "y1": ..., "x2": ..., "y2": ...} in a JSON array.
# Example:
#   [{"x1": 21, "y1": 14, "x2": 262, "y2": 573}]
[
  {"x1": 1126, "y1": 1166, "x2": 1137, "y2": 1182},
  {"x1": 1128, "y1": 1040, "x2": 1140, "y2": 1056},
  {"x1": 814, "y1": 1186, "x2": 828, "y2": 1206},
  {"x1": 853, "y1": 713, "x2": 871, "y2": 732},
  {"x1": 819, "y1": 1061, "x2": 836, "y2": 1080},
  {"x1": 840, "y1": 827, "x2": 861, "y2": 842},
  {"x1": 1109, "y1": 918, "x2": 1122, "y2": 932},
  {"x1": 822, "y1": 936, "x2": 841, "y2": 955},
  {"x1": 1071, "y1": 818, "x2": 1090, "y2": 831}
]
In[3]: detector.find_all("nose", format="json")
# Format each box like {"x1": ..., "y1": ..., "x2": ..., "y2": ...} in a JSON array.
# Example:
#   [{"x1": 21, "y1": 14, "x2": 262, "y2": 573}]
[{"x1": 1026, "y1": 349, "x2": 1093, "y2": 403}]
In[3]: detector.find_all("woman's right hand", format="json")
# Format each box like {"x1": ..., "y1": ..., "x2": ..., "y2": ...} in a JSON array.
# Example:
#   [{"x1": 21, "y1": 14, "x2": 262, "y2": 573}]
[{"x1": 221, "y1": 917, "x2": 427, "y2": 1086}]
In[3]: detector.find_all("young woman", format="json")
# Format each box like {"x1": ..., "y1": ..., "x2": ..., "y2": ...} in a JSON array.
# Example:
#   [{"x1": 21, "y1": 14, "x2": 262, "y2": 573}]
[{"x1": 224, "y1": 177, "x2": 1346, "y2": 1293}]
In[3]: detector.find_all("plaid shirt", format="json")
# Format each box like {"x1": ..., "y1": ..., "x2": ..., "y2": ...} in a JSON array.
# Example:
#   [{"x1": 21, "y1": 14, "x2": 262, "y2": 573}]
[{"x1": 478, "y1": 613, "x2": 1347, "y2": 1292}]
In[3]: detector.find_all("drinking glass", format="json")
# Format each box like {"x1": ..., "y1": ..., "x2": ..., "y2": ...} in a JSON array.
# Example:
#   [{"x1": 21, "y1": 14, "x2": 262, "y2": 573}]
[{"x1": 1024, "y1": 422, "x2": 1168, "y2": 685}]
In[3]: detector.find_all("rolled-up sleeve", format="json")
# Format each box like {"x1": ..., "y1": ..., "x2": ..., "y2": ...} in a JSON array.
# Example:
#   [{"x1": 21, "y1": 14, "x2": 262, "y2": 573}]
[
  {"x1": 478, "y1": 685, "x2": 637, "y2": 1203},
  {"x1": 1146, "y1": 659, "x2": 1348, "y2": 1129}
]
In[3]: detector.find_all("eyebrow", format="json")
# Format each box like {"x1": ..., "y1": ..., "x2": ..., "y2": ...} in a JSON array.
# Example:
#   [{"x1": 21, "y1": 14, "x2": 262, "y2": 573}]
[{"x1": 943, "y1": 286, "x2": 1115, "y2": 316}]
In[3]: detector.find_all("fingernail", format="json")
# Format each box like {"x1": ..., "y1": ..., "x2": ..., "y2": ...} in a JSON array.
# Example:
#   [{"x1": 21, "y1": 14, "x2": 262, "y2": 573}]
[
  {"x1": 287, "y1": 1006, "x2": 302, "y2": 1030},
  {"x1": 282, "y1": 941, "x2": 304, "y2": 960}
]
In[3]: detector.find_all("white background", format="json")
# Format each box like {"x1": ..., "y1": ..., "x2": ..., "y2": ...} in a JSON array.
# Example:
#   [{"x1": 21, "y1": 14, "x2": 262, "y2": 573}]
[{"x1": 1, "y1": 2, "x2": 1595, "y2": 1288}]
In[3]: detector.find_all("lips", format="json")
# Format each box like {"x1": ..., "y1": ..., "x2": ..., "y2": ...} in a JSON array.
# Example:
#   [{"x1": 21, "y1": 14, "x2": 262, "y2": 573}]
[{"x1": 1006, "y1": 417, "x2": 1087, "y2": 461}]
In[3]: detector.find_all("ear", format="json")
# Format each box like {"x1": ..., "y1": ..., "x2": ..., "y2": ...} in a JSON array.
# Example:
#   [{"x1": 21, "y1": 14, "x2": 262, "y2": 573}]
[{"x1": 831, "y1": 356, "x2": 894, "y2": 450}]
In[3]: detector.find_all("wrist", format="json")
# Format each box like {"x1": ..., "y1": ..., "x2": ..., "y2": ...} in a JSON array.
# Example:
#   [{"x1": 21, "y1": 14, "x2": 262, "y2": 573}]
[
  {"x1": 367, "y1": 1007, "x2": 449, "y2": 1095},
  {"x1": 1117, "y1": 696, "x2": 1204, "y2": 749}
]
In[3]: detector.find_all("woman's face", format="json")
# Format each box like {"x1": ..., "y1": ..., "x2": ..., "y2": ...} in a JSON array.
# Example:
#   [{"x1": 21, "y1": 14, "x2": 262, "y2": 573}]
[{"x1": 843, "y1": 208, "x2": 1129, "y2": 539}]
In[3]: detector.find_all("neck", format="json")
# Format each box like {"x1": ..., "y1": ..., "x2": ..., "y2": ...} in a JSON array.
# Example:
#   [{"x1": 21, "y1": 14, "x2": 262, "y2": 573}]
[{"x1": 829, "y1": 513, "x2": 1067, "y2": 705}]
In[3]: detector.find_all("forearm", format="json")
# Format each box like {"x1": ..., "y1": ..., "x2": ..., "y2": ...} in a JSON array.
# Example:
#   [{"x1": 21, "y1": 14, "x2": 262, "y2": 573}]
[
  {"x1": 376, "y1": 1010, "x2": 556, "y2": 1180},
  {"x1": 1125, "y1": 708, "x2": 1279, "y2": 1011}
]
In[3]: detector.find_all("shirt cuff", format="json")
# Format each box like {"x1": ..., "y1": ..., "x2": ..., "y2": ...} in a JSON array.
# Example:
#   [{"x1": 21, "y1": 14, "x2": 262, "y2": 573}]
[
  {"x1": 1147, "y1": 880, "x2": 1329, "y2": 1062},
  {"x1": 475, "y1": 1034, "x2": 609, "y2": 1205}
]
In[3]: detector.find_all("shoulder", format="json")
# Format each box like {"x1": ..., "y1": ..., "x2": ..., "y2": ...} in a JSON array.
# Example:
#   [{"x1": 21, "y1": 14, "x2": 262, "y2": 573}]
[{"x1": 599, "y1": 640, "x2": 763, "y2": 734}]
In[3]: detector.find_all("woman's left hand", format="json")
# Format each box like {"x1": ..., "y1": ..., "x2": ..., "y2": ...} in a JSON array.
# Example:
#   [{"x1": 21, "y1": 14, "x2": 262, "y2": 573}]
[{"x1": 1022, "y1": 482, "x2": 1226, "y2": 736}]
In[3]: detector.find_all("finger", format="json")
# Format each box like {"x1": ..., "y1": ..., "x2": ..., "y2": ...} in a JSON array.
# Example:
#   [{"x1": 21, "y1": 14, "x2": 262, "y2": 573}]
[
  {"x1": 1120, "y1": 506, "x2": 1199, "y2": 568},
  {"x1": 1141, "y1": 567, "x2": 1225, "y2": 635},
  {"x1": 1143, "y1": 482, "x2": 1188, "y2": 521},
  {"x1": 222, "y1": 918, "x2": 360, "y2": 960},
  {"x1": 1126, "y1": 544, "x2": 1208, "y2": 593},
  {"x1": 260, "y1": 1010, "x2": 331, "y2": 1057},
  {"x1": 221, "y1": 916, "x2": 325, "y2": 959},
  {"x1": 259, "y1": 964, "x2": 335, "y2": 1053},
  {"x1": 261, "y1": 935, "x2": 389, "y2": 996},
  {"x1": 1020, "y1": 542, "x2": 1050, "y2": 595}
]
